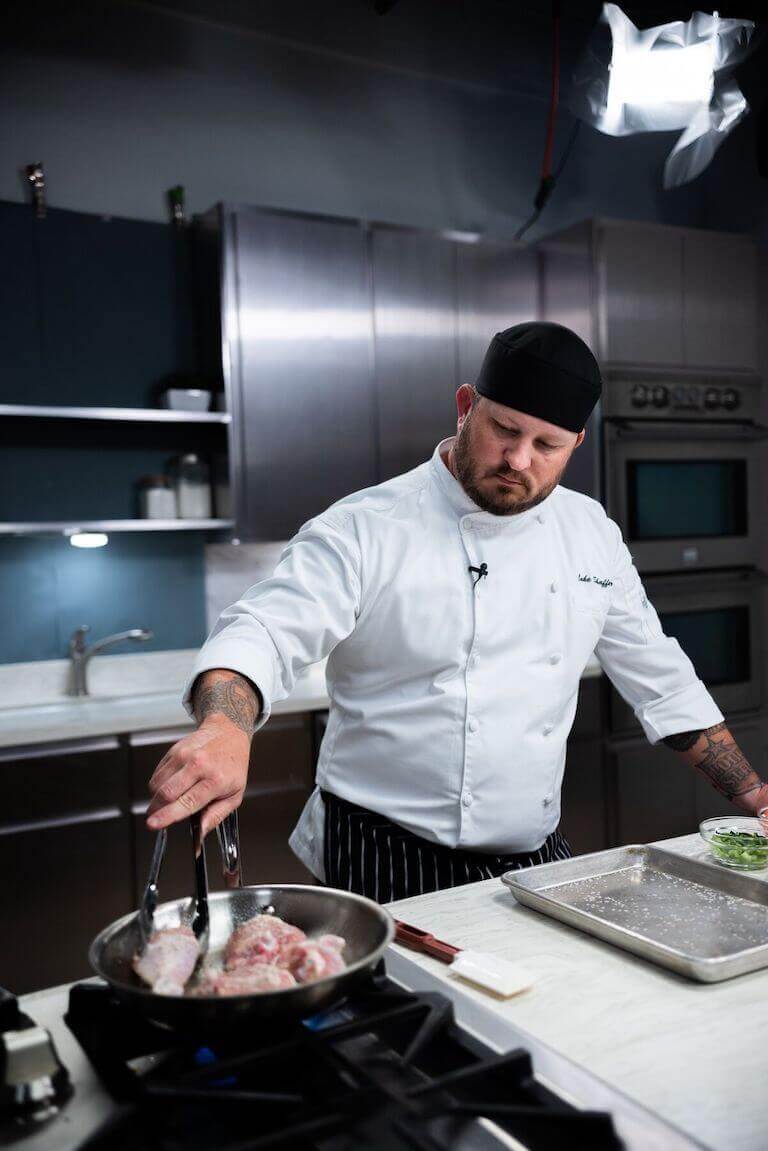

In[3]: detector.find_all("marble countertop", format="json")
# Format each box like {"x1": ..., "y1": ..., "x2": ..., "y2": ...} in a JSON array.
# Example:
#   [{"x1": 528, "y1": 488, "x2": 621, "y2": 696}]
[
  {"x1": 385, "y1": 833, "x2": 767, "y2": 1151},
  {"x1": 0, "y1": 661, "x2": 330, "y2": 750}
]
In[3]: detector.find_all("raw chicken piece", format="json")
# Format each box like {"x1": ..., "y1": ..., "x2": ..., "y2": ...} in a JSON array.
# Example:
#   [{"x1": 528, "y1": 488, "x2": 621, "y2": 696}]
[
  {"x1": 224, "y1": 914, "x2": 306, "y2": 970},
  {"x1": 133, "y1": 926, "x2": 200, "y2": 996},
  {"x1": 197, "y1": 965, "x2": 297, "y2": 996},
  {"x1": 279, "y1": 938, "x2": 347, "y2": 984},
  {"x1": 316, "y1": 934, "x2": 346, "y2": 953}
]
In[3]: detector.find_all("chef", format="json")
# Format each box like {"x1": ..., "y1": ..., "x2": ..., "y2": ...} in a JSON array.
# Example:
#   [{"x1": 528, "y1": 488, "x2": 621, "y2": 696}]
[{"x1": 146, "y1": 321, "x2": 768, "y2": 901}]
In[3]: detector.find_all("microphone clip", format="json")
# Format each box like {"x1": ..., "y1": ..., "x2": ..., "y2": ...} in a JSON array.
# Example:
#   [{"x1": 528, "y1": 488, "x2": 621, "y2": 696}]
[{"x1": 468, "y1": 562, "x2": 488, "y2": 588}]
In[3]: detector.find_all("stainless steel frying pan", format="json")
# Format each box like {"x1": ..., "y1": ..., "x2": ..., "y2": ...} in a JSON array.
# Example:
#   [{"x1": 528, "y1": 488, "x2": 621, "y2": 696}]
[{"x1": 88, "y1": 815, "x2": 394, "y2": 1031}]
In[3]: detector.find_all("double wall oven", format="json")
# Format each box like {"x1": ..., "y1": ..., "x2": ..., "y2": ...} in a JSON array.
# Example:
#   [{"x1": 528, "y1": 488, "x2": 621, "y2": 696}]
[{"x1": 602, "y1": 369, "x2": 766, "y2": 734}]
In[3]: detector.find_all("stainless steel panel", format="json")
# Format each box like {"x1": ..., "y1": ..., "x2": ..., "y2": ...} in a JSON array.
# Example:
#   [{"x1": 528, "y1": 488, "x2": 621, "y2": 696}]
[
  {"x1": 683, "y1": 232, "x2": 758, "y2": 371},
  {"x1": 538, "y1": 222, "x2": 595, "y2": 352},
  {"x1": 502, "y1": 844, "x2": 768, "y2": 982},
  {"x1": 597, "y1": 223, "x2": 684, "y2": 366},
  {"x1": 371, "y1": 227, "x2": 457, "y2": 479},
  {"x1": 538, "y1": 226, "x2": 600, "y2": 499},
  {"x1": 228, "y1": 208, "x2": 377, "y2": 540},
  {"x1": 456, "y1": 241, "x2": 538, "y2": 383}
]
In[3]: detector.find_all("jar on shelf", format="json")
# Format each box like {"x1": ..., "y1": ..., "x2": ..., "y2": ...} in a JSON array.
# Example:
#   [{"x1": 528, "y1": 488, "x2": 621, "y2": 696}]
[
  {"x1": 170, "y1": 453, "x2": 213, "y2": 519},
  {"x1": 138, "y1": 474, "x2": 177, "y2": 520}
]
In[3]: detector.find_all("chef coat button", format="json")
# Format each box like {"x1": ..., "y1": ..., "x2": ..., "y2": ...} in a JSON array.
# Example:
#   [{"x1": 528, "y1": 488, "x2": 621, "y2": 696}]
[
  {"x1": 548, "y1": 652, "x2": 562, "y2": 665},
  {"x1": 469, "y1": 652, "x2": 480, "y2": 668},
  {"x1": 542, "y1": 723, "x2": 554, "y2": 736},
  {"x1": 462, "y1": 791, "x2": 473, "y2": 808},
  {"x1": 468, "y1": 718, "x2": 479, "y2": 733},
  {"x1": 537, "y1": 514, "x2": 545, "y2": 525},
  {"x1": 543, "y1": 795, "x2": 552, "y2": 808},
  {"x1": 550, "y1": 581, "x2": 557, "y2": 594}
]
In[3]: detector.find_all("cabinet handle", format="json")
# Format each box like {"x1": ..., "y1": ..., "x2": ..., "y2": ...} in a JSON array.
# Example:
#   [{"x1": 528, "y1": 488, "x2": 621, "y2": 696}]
[{"x1": 0, "y1": 806, "x2": 124, "y2": 836}]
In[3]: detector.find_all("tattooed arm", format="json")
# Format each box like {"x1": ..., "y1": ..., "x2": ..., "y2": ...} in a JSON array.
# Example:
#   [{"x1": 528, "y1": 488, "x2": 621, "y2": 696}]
[
  {"x1": 146, "y1": 669, "x2": 262, "y2": 836},
  {"x1": 663, "y1": 722, "x2": 768, "y2": 823}
]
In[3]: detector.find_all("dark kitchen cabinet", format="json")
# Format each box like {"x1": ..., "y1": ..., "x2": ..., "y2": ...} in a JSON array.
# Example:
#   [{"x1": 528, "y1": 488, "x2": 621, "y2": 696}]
[
  {"x1": 609, "y1": 714, "x2": 768, "y2": 846},
  {"x1": 0, "y1": 203, "x2": 44, "y2": 400},
  {"x1": 609, "y1": 737, "x2": 697, "y2": 845},
  {"x1": 130, "y1": 714, "x2": 318, "y2": 901},
  {"x1": 0, "y1": 199, "x2": 195, "y2": 409},
  {"x1": 0, "y1": 738, "x2": 133, "y2": 995},
  {"x1": 559, "y1": 677, "x2": 608, "y2": 855}
]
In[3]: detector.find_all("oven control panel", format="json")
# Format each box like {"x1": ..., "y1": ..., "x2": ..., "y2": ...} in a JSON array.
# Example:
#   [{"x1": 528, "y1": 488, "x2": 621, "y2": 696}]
[
  {"x1": 629, "y1": 384, "x2": 741, "y2": 412},
  {"x1": 603, "y1": 373, "x2": 761, "y2": 422}
]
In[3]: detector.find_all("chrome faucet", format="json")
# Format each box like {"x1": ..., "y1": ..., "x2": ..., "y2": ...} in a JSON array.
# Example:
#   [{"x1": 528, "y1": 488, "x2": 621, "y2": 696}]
[{"x1": 68, "y1": 624, "x2": 154, "y2": 697}]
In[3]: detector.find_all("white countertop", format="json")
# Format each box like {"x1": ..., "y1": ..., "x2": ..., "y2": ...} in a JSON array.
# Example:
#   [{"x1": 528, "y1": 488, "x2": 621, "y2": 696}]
[
  {"x1": 0, "y1": 661, "x2": 330, "y2": 750},
  {"x1": 385, "y1": 832, "x2": 767, "y2": 1151},
  {"x1": 0, "y1": 650, "x2": 603, "y2": 750}
]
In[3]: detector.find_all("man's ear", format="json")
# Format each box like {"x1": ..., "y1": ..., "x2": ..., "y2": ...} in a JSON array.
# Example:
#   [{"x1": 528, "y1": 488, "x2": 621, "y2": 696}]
[
  {"x1": 456, "y1": 383, "x2": 475, "y2": 427},
  {"x1": 574, "y1": 429, "x2": 586, "y2": 449}
]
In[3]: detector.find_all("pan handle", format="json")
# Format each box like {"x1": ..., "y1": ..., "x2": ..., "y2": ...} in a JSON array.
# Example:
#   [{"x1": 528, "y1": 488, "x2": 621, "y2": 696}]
[{"x1": 216, "y1": 809, "x2": 243, "y2": 889}]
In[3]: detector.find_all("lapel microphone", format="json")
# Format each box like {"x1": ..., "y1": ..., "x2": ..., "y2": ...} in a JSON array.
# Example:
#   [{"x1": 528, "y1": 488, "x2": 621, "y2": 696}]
[{"x1": 468, "y1": 562, "x2": 488, "y2": 587}]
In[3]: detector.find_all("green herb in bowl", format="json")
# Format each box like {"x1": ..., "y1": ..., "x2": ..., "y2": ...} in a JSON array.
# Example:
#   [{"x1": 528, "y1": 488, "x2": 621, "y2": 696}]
[{"x1": 700, "y1": 817, "x2": 768, "y2": 870}]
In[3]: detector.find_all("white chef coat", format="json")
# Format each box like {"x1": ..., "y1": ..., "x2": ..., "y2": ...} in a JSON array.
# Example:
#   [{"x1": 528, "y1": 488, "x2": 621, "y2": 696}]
[{"x1": 183, "y1": 439, "x2": 723, "y2": 879}]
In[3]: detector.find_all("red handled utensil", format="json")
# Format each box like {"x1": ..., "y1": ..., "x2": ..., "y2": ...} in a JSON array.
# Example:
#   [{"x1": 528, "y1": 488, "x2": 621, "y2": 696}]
[{"x1": 394, "y1": 919, "x2": 534, "y2": 998}]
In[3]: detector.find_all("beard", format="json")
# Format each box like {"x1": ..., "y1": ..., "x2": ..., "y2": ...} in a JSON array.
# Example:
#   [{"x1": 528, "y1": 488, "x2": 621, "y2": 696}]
[{"x1": 451, "y1": 409, "x2": 568, "y2": 516}]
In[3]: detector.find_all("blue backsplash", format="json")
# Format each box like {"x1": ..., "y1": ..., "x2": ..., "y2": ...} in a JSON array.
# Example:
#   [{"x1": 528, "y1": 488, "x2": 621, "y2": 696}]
[{"x1": 0, "y1": 532, "x2": 207, "y2": 664}]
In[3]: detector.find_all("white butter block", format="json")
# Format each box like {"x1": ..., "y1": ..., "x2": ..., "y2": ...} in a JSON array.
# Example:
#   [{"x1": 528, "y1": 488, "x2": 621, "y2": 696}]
[{"x1": 450, "y1": 950, "x2": 535, "y2": 998}]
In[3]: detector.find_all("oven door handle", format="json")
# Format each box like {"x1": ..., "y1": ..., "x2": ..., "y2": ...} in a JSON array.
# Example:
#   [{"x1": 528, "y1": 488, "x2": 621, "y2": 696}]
[
  {"x1": 644, "y1": 569, "x2": 768, "y2": 597},
  {"x1": 609, "y1": 420, "x2": 768, "y2": 442}
]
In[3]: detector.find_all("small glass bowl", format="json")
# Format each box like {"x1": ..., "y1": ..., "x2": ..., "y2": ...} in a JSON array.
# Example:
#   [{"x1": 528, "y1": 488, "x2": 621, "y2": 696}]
[{"x1": 699, "y1": 816, "x2": 768, "y2": 871}]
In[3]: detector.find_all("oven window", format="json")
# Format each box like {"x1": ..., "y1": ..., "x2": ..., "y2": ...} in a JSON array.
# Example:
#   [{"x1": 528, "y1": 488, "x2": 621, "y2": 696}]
[
  {"x1": 659, "y1": 606, "x2": 751, "y2": 687},
  {"x1": 627, "y1": 461, "x2": 747, "y2": 540}
]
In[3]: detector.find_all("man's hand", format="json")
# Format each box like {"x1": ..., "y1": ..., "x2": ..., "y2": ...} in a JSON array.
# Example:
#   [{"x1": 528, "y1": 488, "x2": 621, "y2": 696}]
[{"x1": 146, "y1": 670, "x2": 260, "y2": 837}]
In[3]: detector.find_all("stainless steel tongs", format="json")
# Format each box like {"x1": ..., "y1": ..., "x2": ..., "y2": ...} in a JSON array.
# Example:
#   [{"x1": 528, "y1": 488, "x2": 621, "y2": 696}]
[{"x1": 136, "y1": 810, "x2": 243, "y2": 955}]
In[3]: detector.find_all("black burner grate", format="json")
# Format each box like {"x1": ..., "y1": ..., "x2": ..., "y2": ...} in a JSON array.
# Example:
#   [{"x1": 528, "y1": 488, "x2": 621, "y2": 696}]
[{"x1": 66, "y1": 977, "x2": 623, "y2": 1151}]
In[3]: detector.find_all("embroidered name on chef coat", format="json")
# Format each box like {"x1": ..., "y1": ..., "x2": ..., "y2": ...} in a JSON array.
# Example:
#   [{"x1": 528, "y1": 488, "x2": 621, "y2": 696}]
[{"x1": 577, "y1": 573, "x2": 613, "y2": 588}]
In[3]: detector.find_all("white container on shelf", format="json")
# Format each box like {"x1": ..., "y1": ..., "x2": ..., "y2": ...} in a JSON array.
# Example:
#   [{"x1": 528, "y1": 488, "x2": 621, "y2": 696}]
[
  {"x1": 172, "y1": 454, "x2": 212, "y2": 519},
  {"x1": 138, "y1": 475, "x2": 177, "y2": 519},
  {"x1": 158, "y1": 389, "x2": 212, "y2": 411}
]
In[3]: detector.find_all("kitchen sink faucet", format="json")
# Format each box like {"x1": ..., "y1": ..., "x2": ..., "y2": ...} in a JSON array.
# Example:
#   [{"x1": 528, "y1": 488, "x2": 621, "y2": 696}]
[{"x1": 68, "y1": 624, "x2": 154, "y2": 696}]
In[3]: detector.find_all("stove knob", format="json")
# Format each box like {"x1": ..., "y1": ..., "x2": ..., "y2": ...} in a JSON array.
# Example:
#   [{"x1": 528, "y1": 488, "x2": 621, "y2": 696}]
[
  {"x1": 651, "y1": 385, "x2": 669, "y2": 409},
  {"x1": 721, "y1": 388, "x2": 740, "y2": 411},
  {"x1": 703, "y1": 388, "x2": 720, "y2": 410},
  {"x1": 630, "y1": 384, "x2": 649, "y2": 409}
]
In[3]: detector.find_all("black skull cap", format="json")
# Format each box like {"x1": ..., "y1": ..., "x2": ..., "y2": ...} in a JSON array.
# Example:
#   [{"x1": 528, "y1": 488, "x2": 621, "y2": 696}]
[{"x1": 475, "y1": 321, "x2": 602, "y2": 433}]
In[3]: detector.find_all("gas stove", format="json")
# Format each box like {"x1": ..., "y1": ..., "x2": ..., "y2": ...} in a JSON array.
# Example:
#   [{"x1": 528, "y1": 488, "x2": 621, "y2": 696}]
[
  {"x1": 1, "y1": 967, "x2": 704, "y2": 1151},
  {"x1": 62, "y1": 975, "x2": 623, "y2": 1151}
]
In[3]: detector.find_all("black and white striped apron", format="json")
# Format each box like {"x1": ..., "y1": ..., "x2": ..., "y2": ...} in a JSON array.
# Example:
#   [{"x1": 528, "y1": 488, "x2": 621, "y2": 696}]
[{"x1": 322, "y1": 790, "x2": 572, "y2": 903}]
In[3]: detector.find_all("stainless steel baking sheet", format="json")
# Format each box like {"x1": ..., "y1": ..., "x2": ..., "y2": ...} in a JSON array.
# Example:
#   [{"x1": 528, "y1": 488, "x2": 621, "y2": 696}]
[{"x1": 502, "y1": 845, "x2": 768, "y2": 982}]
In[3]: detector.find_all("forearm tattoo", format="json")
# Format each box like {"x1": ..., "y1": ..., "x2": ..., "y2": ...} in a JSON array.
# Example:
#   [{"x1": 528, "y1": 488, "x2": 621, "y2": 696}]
[
  {"x1": 665, "y1": 721, "x2": 764, "y2": 805},
  {"x1": 662, "y1": 729, "x2": 703, "y2": 751},
  {"x1": 193, "y1": 672, "x2": 260, "y2": 736}
]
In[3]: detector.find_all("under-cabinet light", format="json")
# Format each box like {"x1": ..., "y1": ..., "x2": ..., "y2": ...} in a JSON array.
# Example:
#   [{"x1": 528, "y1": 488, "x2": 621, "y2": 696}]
[{"x1": 67, "y1": 532, "x2": 109, "y2": 548}]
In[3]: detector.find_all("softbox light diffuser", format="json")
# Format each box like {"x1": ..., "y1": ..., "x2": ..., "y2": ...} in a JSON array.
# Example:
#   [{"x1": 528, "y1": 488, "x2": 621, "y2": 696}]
[{"x1": 570, "y1": 4, "x2": 755, "y2": 187}]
